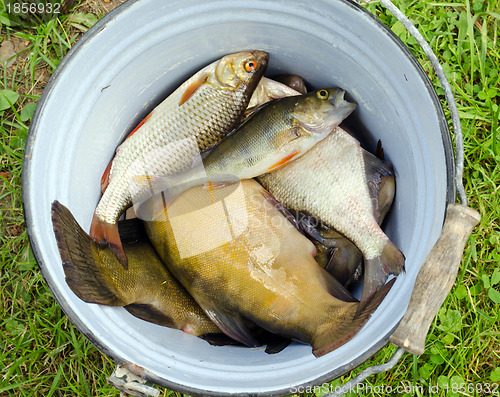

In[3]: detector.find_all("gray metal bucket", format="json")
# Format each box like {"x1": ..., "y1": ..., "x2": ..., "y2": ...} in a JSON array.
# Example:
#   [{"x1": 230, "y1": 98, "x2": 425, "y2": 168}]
[{"x1": 23, "y1": 0, "x2": 455, "y2": 395}]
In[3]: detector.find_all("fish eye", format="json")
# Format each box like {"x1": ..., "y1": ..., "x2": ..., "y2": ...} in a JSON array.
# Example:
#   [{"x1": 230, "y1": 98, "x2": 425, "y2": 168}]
[
  {"x1": 317, "y1": 89, "x2": 329, "y2": 99},
  {"x1": 244, "y1": 59, "x2": 258, "y2": 72}
]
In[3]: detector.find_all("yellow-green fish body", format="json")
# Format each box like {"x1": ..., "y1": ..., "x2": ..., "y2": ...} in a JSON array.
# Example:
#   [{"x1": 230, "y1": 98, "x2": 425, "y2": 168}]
[
  {"x1": 142, "y1": 179, "x2": 393, "y2": 357},
  {"x1": 52, "y1": 201, "x2": 220, "y2": 336}
]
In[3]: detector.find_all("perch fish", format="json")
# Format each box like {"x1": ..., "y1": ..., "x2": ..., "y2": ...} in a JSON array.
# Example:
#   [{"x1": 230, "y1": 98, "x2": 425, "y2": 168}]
[{"x1": 135, "y1": 88, "x2": 356, "y2": 211}]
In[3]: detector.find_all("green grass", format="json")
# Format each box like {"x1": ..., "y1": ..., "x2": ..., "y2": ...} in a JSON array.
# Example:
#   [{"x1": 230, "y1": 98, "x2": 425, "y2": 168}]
[{"x1": 1, "y1": 0, "x2": 499, "y2": 396}]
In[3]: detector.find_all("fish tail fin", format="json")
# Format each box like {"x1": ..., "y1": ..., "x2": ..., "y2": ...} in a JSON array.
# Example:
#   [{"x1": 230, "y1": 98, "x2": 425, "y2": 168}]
[
  {"x1": 90, "y1": 213, "x2": 128, "y2": 269},
  {"x1": 359, "y1": 240, "x2": 405, "y2": 308},
  {"x1": 378, "y1": 175, "x2": 396, "y2": 223},
  {"x1": 312, "y1": 278, "x2": 396, "y2": 357},
  {"x1": 362, "y1": 150, "x2": 394, "y2": 221},
  {"x1": 51, "y1": 201, "x2": 129, "y2": 306}
]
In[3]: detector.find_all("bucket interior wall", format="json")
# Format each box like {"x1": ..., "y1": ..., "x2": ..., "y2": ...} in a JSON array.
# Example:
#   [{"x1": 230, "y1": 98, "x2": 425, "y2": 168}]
[{"x1": 23, "y1": 0, "x2": 454, "y2": 395}]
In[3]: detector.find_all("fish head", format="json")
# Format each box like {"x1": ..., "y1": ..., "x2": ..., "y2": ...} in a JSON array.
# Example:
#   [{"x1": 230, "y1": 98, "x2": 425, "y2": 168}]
[
  {"x1": 293, "y1": 88, "x2": 357, "y2": 138},
  {"x1": 212, "y1": 51, "x2": 269, "y2": 95},
  {"x1": 264, "y1": 88, "x2": 355, "y2": 169}
]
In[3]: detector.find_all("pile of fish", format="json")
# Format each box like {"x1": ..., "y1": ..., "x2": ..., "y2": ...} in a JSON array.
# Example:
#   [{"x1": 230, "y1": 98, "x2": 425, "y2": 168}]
[{"x1": 51, "y1": 50, "x2": 405, "y2": 358}]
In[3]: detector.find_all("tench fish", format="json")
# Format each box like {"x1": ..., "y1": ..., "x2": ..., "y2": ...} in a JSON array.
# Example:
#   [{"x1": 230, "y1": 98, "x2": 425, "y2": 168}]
[
  {"x1": 257, "y1": 127, "x2": 405, "y2": 308},
  {"x1": 141, "y1": 179, "x2": 394, "y2": 357},
  {"x1": 91, "y1": 51, "x2": 269, "y2": 266},
  {"x1": 51, "y1": 201, "x2": 220, "y2": 337},
  {"x1": 133, "y1": 88, "x2": 356, "y2": 212}
]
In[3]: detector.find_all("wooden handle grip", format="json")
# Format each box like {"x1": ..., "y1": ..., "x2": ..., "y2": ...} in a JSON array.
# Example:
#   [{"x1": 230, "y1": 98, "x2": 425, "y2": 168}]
[{"x1": 389, "y1": 203, "x2": 480, "y2": 355}]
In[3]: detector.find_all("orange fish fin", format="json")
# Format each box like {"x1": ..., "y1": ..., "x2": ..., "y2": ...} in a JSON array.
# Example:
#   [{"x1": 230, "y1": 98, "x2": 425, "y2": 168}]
[
  {"x1": 179, "y1": 73, "x2": 209, "y2": 106},
  {"x1": 312, "y1": 278, "x2": 396, "y2": 357},
  {"x1": 266, "y1": 151, "x2": 300, "y2": 172},
  {"x1": 203, "y1": 181, "x2": 234, "y2": 191},
  {"x1": 125, "y1": 111, "x2": 153, "y2": 140},
  {"x1": 100, "y1": 160, "x2": 113, "y2": 194},
  {"x1": 90, "y1": 213, "x2": 128, "y2": 269}
]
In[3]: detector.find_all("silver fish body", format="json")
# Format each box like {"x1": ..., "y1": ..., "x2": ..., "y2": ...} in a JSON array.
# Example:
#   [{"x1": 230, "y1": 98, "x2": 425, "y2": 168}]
[
  {"x1": 91, "y1": 51, "x2": 268, "y2": 265},
  {"x1": 134, "y1": 88, "x2": 356, "y2": 212},
  {"x1": 257, "y1": 127, "x2": 404, "y2": 307},
  {"x1": 309, "y1": 173, "x2": 395, "y2": 287}
]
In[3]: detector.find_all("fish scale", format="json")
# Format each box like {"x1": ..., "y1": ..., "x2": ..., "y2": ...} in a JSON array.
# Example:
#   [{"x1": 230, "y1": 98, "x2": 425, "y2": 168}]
[
  {"x1": 98, "y1": 82, "x2": 250, "y2": 223},
  {"x1": 257, "y1": 127, "x2": 405, "y2": 307},
  {"x1": 259, "y1": 129, "x2": 390, "y2": 258},
  {"x1": 143, "y1": 179, "x2": 395, "y2": 357},
  {"x1": 91, "y1": 51, "x2": 268, "y2": 266}
]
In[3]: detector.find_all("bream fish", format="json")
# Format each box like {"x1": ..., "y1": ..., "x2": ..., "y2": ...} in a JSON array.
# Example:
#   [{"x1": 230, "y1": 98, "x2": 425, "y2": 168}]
[
  {"x1": 243, "y1": 78, "x2": 399, "y2": 291},
  {"x1": 141, "y1": 179, "x2": 394, "y2": 357},
  {"x1": 91, "y1": 51, "x2": 269, "y2": 266},
  {"x1": 302, "y1": 172, "x2": 395, "y2": 287},
  {"x1": 257, "y1": 127, "x2": 405, "y2": 308}
]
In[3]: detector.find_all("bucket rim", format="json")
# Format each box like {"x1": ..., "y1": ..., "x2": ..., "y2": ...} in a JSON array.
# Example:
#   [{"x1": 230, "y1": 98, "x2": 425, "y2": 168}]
[{"x1": 22, "y1": 0, "x2": 456, "y2": 395}]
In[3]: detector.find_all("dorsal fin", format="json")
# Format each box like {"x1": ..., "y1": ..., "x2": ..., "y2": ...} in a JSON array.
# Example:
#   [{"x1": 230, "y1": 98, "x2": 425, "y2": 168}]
[{"x1": 179, "y1": 72, "x2": 209, "y2": 106}]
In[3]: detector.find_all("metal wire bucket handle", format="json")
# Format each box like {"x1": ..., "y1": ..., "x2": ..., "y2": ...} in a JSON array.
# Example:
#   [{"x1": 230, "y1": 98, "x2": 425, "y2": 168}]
[{"x1": 325, "y1": 1, "x2": 481, "y2": 395}]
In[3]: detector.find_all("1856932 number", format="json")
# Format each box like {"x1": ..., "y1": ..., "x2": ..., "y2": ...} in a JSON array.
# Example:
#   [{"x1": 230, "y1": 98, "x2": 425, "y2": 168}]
[
  {"x1": 3, "y1": 1, "x2": 73, "y2": 26},
  {"x1": 5, "y1": 1, "x2": 61, "y2": 15}
]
